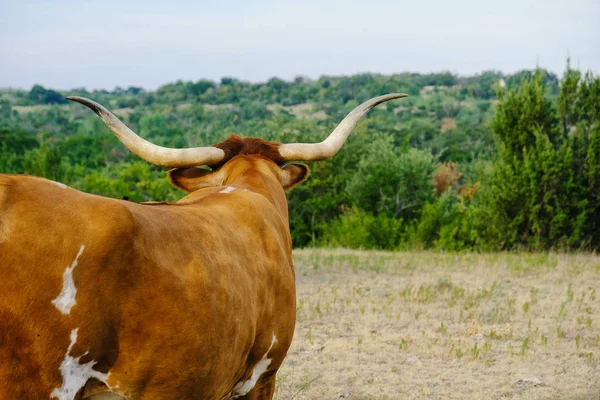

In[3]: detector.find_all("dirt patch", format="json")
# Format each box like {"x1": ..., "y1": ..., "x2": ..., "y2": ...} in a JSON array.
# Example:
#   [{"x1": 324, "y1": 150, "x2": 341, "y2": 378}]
[
  {"x1": 12, "y1": 105, "x2": 57, "y2": 114},
  {"x1": 267, "y1": 103, "x2": 328, "y2": 120},
  {"x1": 393, "y1": 106, "x2": 409, "y2": 115},
  {"x1": 176, "y1": 103, "x2": 192, "y2": 111},
  {"x1": 276, "y1": 250, "x2": 600, "y2": 400},
  {"x1": 113, "y1": 107, "x2": 134, "y2": 118},
  {"x1": 441, "y1": 118, "x2": 457, "y2": 133},
  {"x1": 203, "y1": 103, "x2": 235, "y2": 111},
  {"x1": 419, "y1": 86, "x2": 436, "y2": 96}
]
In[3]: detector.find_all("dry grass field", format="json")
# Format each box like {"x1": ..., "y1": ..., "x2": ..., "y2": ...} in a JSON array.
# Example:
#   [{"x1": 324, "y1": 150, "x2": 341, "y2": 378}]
[{"x1": 275, "y1": 249, "x2": 600, "y2": 400}]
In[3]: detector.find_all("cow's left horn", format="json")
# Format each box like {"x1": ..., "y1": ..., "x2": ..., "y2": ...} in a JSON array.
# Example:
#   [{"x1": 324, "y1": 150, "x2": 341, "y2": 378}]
[
  {"x1": 67, "y1": 96, "x2": 226, "y2": 168},
  {"x1": 278, "y1": 93, "x2": 408, "y2": 161}
]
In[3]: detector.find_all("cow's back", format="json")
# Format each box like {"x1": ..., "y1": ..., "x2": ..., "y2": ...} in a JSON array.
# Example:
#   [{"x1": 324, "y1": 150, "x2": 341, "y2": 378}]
[{"x1": 109, "y1": 187, "x2": 296, "y2": 397}]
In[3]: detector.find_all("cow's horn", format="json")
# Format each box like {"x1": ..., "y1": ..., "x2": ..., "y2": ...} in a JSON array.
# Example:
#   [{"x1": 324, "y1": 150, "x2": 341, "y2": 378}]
[
  {"x1": 67, "y1": 96, "x2": 226, "y2": 168},
  {"x1": 278, "y1": 93, "x2": 408, "y2": 161}
]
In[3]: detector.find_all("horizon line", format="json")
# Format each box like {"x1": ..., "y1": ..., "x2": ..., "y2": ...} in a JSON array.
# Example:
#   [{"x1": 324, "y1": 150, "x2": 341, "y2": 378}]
[{"x1": 0, "y1": 65, "x2": 583, "y2": 93}]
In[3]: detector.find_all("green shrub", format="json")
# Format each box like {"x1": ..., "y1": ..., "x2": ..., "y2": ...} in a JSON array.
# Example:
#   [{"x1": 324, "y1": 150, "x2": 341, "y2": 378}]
[{"x1": 321, "y1": 208, "x2": 403, "y2": 250}]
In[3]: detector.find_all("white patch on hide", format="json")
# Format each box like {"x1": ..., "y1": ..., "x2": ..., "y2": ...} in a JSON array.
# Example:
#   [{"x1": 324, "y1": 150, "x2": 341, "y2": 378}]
[
  {"x1": 50, "y1": 181, "x2": 68, "y2": 189},
  {"x1": 52, "y1": 245, "x2": 85, "y2": 315},
  {"x1": 219, "y1": 186, "x2": 236, "y2": 194},
  {"x1": 50, "y1": 328, "x2": 110, "y2": 400},
  {"x1": 230, "y1": 333, "x2": 278, "y2": 398}
]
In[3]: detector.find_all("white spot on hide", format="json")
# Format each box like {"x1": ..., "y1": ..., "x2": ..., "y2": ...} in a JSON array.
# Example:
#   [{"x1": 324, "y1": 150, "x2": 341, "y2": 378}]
[
  {"x1": 50, "y1": 181, "x2": 68, "y2": 189},
  {"x1": 51, "y1": 328, "x2": 110, "y2": 400},
  {"x1": 219, "y1": 186, "x2": 236, "y2": 194},
  {"x1": 52, "y1": 245, "x2": 85, "y2": 315},
  {"x1": 230, "y1": 333, "x2": 278, "y2": 398}
]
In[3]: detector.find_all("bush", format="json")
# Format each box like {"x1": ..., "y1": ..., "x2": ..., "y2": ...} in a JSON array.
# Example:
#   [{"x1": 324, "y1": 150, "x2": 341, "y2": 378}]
[{"x1": 321, "y1": 208, "x2": 403, "y2": 250}]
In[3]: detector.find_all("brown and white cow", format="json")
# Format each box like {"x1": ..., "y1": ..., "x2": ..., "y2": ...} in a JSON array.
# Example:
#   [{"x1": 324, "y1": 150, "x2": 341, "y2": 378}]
[{"x1": 0, "y1": 93, "x2": 407, "y2": 399}]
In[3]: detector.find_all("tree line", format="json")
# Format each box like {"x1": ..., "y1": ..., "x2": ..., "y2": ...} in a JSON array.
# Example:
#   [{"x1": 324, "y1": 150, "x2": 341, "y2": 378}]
[{"x1": 0, "y1": 62, "x2": 597, "y2": 251}]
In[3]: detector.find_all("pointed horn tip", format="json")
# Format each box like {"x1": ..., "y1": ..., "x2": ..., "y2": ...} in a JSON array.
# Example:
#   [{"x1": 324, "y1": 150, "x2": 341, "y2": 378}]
[
  {"x1": 368, "y1": 93, "x2": 409, "y2": 106},
  {"x1": 362, "y1": 93, "x2": 409, "y2": 111},
  {"x1": 66, "y1": 96, "x2": 89, "y2": 106},
  {"x1": 66, "y1": 96, "x2": 96, "y2": 106},
  {"x1": 387, "y1": 93, "x2": 409, "y2": 99},
  {"x1": 66, "y1": 96, "x2": 104, "y2": 114},
  {"x1": 66, "y1": 96, "x2": 84, "y2": 102}
]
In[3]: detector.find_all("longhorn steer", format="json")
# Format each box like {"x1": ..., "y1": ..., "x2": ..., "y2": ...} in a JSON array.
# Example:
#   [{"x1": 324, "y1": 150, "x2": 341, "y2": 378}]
[{"x1": 0, "y1": 93, "x2": 407, "y2": 399}]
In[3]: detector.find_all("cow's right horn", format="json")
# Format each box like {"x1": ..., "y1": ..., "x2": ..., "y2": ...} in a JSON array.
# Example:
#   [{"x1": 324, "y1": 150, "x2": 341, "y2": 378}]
[
  {"x1": 68, "y1": 96, "x2": 226, "y2": 168},
  {"x1": 278, "y1": 93, "x2": 408, "y2": 162}
]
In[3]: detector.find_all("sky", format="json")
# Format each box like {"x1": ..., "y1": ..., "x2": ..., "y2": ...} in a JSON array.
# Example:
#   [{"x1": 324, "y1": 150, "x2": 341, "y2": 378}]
[{"x1": 0, "y1": 0, "x2": 598, "y2": 90}]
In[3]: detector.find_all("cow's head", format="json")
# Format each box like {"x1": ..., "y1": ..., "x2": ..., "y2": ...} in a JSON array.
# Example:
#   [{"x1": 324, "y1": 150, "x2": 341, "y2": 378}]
[{"x1": 67, "y1": 94, "x2": 407, "y2": 195}]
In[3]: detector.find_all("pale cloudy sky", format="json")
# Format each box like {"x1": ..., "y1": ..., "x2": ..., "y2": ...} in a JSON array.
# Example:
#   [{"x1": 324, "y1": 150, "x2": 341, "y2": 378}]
[{"x1": 0, "y1": 0, "x2": 598, "y2": 90}]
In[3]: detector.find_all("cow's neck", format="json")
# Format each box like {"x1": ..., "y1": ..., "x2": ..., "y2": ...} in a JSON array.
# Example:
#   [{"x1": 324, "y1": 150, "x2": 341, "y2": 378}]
[
  {"x1": 226, "y1": 170, "x2": 289, "y2": 223},
  {"x1": 222, "y1": 157, "x2": 290, "y2": 222}
]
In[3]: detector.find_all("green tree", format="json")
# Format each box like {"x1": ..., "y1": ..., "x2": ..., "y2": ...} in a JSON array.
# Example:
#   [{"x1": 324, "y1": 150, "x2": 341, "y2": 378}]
[
  {"x1": 486, "y1": 66, "x2": 600, "y2": 250},
  {"x1": 347, "y1": 134, "x2": 437, "y2": 221}
]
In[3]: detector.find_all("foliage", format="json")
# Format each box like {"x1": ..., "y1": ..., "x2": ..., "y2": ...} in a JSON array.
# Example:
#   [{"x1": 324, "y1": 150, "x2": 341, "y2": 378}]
[
  {"x1": 321, "y1": 208, "x2": 404, "y2": 250},
  {"x1": 485, "y1": 64, "x2": 600, "y2": 250},
  {"x1": 29, "y1": 84, "x2": 69, "y2": 104},
  {"x1": 346, "y1": 134, "x2": 437, "y2": 221},
  {"x1": 1, "y1": 63, "x2": 598, "y2": 251}
]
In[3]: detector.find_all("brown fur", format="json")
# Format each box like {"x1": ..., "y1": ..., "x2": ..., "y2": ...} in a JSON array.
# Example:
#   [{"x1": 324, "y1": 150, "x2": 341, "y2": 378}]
[
  {"x1": 212, "y1": 135, "x2": 286, "y2": 167},
  {"x1": 0, "y1": 310, "x2": 47, "y2": 398},
  {"x1": 0, "y1": 151, "x2": 310, "y2": 399}
]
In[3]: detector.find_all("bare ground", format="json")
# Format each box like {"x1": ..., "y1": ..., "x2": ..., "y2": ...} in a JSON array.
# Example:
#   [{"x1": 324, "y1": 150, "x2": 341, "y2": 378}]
[{"x1": 275, "y1": 249, "x2": 600, "y2": 400}]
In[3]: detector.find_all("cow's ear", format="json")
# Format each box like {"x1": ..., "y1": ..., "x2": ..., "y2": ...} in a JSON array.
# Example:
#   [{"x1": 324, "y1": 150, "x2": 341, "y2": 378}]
[
  {"x1": 278, "y1": 163, "x2": 310, "y2": 190},
  {"x1": 168, "y1": 167, "x2": 225, "y2": 193}
]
